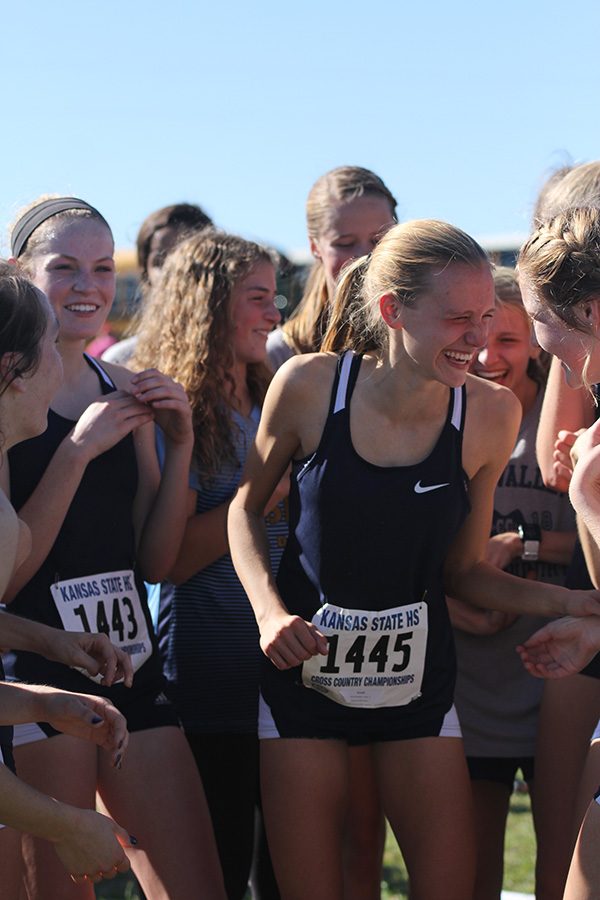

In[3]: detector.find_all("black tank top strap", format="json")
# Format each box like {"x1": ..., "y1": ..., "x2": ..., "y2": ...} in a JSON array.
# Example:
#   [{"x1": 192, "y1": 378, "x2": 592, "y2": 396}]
[
  {"x1": 313, "y1": 351, "x2": 360, "y2": 455},
  {"x1": 331, "y1": 350, "x2": 359, "y2": 415},
  {"x1": 84, "y1": 353, "x2": 117, "y2": 394},
  {"x1": 450, "y1": 384, "x2": 467, "y2": 432}
]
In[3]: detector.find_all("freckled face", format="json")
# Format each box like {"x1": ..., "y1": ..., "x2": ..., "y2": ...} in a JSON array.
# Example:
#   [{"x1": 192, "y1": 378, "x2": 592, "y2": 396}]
[
  {"x1": 310, "y1": 194, "x2": 396, "y2": 300},
  {"x1": 394, "y1": 263, "x2": 496, "y2": 388}
]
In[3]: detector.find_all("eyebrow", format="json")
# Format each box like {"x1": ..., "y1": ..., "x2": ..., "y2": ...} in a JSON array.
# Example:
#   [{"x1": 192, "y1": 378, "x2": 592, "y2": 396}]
[
  {"x1": 50, "y1": 253, "x2": 114, "y2": 263},
  {"x1": 245, "y1": 284, "x2": 272, "y2": 293}
]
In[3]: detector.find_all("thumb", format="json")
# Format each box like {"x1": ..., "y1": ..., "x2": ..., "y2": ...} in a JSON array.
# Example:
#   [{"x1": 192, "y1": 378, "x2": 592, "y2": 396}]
[
  {"x1": 113, "y1": 822, "x2": 139, "y2": 851},
  {"x1": 70, "y1": 647, "x2": 102, "y2": 679}
]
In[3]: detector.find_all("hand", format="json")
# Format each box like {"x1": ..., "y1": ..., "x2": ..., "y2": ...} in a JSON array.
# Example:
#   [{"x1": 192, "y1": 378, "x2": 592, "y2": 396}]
[
  {"x1": 562, "y1": 588, "x2": 600, "y2": 618},
  {"x1": 69, "y1": 392, "x2": 154, "y2": 463},
  {"x1": 53, "y1": 807, "x2": 133, "y2": 885},
  {"x1": 130, "y1": 369, "x2": 193, "y2": 446},
  {"x1": 42, "y1": 630, "x2": 134, "y2": 688},
  {"x1": 36, "y1": 690, "x2": 128, "y2": 768},
  {"x1": 551, "y1": 428, "x2": 586, "y2": 491},
  {"x1": 517, "y1": 615, "x2": 600, "y2": 678},
  {"x1": 570, "y1": 420, "x2": 600, "y2": 514},
  {"x1": 259, "y1": 611, "x2": 329, "y2": 670},
  {"x1": 485, "y1": 532, "x2": 523, "y2": 569}
]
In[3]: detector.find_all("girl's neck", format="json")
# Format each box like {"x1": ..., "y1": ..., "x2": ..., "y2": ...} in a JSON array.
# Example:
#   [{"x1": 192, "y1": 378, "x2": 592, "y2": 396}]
[
  {"x1": 513, "y1": 374, "x2": 539, "y2": 418},
  {"x1": 58, "y1": 338, "x2": 90, "y2": 385}
]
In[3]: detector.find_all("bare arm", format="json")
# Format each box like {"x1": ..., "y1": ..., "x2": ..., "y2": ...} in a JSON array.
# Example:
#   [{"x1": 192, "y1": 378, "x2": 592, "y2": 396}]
[
  {"x1": 3, "y1": 392, "x2": 154, "y2": 600},
  {"x1": 124, "y1": 370, "x2": 194, "y2": 584},
  {"x1": 168, "y1": 491, "x2": 230, "y2": 585},
  {"x1": 0, "y1": 766, "x2": 132, "y2": 883},
  {"x1": 228, "y1": 364, "x2": 328, "y2": 669},
  {"x1": 0, "y1": 683, "x2": 127, "y2": 766},
  {"x1": 446, "y1": 594, "x2": 516, "y2": 635},
  {"x1": 445, "y1": 387, "x2": 600, "y2": 618},
  {"x1": 0, "y1": 610, "x2": 133, "y2": 687},
  {"x1": 536, "y1": 356, "x2": 595, "y2": 491},
  {"x1": 169, "y1": 472, "x2": 290, "y2": 586},
  {"x1": 577, "y1": 516, "x2": 600, "y2": 589},
  {"x1": 484, "y1": 528, "x2": 576, "y2": 569}
]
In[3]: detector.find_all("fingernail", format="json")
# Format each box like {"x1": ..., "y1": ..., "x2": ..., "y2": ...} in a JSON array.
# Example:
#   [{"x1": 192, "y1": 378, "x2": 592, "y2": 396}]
[
  {"x1": 129, "y1": 835, "x2": 138, "y2": 846},
  {"x1": 91, "y1": 716, "x2": 103, "y2": 724}
]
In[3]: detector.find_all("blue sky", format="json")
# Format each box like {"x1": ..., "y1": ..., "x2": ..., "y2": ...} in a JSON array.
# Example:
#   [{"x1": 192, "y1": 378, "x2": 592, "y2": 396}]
[{"x1": 2, "y1": 0, "x2": 599, "y2": 258}]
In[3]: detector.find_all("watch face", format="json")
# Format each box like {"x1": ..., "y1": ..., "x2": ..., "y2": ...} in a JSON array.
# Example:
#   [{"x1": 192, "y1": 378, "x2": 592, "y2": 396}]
[{"x1": 519, "y1": 523, "x2": 542, "y2": 543}]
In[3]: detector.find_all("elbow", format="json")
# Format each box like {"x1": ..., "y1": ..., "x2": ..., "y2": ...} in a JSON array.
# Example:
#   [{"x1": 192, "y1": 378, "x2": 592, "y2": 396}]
[{"x1": 139, "y1": 554, "x2": 176, "y2": 586}]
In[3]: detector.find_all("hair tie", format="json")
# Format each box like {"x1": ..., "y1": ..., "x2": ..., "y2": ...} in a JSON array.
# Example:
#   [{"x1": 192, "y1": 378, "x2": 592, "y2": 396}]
[{"x1": 11, "y1": 197, "x2": 110, "y2": 258}]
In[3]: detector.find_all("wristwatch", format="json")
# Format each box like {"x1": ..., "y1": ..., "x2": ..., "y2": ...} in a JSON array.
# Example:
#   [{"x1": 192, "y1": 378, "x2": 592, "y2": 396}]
[{"x1": 517, "y1": 524, "x2": 541, "y2": 562}]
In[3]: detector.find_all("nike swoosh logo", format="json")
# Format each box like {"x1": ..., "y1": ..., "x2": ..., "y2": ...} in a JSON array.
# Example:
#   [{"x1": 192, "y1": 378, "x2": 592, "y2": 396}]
[{"x1": 414, "y1": 480, "x2": 450, "y2": 494}]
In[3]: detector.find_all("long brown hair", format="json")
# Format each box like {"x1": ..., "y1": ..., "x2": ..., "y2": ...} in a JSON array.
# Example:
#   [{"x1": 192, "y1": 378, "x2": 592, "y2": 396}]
[{"x1": 133, "y1": 229, "x2": 275, "y2": 479}]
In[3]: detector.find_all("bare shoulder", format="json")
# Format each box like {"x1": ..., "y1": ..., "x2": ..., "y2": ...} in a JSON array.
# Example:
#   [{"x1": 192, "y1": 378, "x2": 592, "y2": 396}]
[
  {"x1": 465, "y1": 373, "x2": 521, "y2": 426},
  {"x1": 463, "y1": 374, "x2": 522, "y2": 476},
  {"x1": 267, "y1": 352, "x2": 339, "y2": 409},
  {"x1": 263, "y1": 352, "x2": 340, "y2": 455},
  {"x1": 97, "y1": 358, "x2": 136, "y2": 391}
]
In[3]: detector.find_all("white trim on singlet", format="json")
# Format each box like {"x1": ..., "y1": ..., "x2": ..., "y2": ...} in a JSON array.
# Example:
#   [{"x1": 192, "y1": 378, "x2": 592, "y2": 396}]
[
  {"x1": 333, "y1": 351, "x2": 355, "y2": 414},
  {"x1": 84, "y1": 353, "x2": 116, "y2": 390},
  {"x1": 450, "y1": 386, "x2": 462, "y2": 431},
  {"x1": 334, "y1": 352, "x2": 463, "y2": 433}
]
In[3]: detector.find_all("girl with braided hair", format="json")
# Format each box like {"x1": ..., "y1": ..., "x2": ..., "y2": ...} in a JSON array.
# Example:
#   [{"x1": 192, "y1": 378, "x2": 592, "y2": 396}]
[
  {"x1": 133, "y1": 228, "x2": 285, "y2": 900},
  {"x1": 517, "y1": 204, "x2": 600, "y2": 899}
]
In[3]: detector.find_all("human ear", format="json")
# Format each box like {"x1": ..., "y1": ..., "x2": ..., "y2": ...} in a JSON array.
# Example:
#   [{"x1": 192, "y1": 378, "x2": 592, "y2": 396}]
[
  {"x1": 0, "y1": 353, "x2": 26, "y2": 393},
  {"x1": 582, "y1": 297, "x2": 600, "y2": 334},
  {"x1": 380, "y1": 293, "x2": 403, "y2": 329},
  {"x1": 309, "y1": 236, "x2": 322, "y2": 261}
]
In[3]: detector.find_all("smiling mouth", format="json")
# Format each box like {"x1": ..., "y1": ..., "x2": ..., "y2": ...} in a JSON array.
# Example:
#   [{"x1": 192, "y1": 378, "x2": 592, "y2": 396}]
[
  {"x1": 65, "y1": 304, "x2": 100, "y2": 313},
  {"x1": 473, "y1": 369, "x2": 507, "y2": 380},
  {"x1": 444, "y1": 350, "x2": 473, "y2": 365}
]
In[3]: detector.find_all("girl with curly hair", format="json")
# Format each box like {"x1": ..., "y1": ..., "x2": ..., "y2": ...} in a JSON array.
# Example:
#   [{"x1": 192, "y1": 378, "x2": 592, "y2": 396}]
[{"x1": 133, "y1": 228, "x2": 285, "y2": 900}]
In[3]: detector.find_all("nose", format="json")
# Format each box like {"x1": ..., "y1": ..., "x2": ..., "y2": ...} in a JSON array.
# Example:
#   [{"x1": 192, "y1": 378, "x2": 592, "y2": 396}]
[
  {"x1": 73, "y1": 270, "x2": 94, "y2": 293},
  {"x1": 465, "y1": 320, "x2": 490, "y2": 350},
  {"x1": 265, "y1": 300, "x2": 282, "y2": 326}
]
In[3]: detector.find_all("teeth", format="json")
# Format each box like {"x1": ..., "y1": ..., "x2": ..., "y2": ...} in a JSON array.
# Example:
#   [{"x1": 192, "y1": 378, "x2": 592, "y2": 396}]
[
  {"x1": 66, "y1": 304, "x2": 98, "y2": 312},
  {"x1": 476, "y1": 370, "x2": 505, "y2": 379},
  {"x1": 445, "y1": 351, "x2": 472, "y2": 363}
]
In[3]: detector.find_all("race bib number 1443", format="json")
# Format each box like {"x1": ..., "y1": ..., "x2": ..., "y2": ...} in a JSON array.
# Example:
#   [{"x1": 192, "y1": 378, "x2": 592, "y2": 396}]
[
  {"x1": 302, "y1": 602, "x2": 428, "y2": 708},
  {"x1": 50, "y1": 569, "x2": 153, "y2": 681}
]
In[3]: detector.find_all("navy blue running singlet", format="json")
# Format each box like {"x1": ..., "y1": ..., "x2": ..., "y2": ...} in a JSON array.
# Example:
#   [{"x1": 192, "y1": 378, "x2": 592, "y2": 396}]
[{"x1": 261, "y1": 351, "x2": 470, "y2": 741}]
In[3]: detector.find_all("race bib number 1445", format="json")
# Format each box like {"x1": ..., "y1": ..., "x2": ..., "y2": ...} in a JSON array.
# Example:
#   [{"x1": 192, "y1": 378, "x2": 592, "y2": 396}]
[{"x1": 302, "y1": 602, "x2": 428, "y2": 708}]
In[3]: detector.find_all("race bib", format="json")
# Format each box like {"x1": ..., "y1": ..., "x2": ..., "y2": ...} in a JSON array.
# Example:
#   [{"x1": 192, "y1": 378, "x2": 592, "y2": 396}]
[
  {"x1": 50, "y1": 569, "x2": 153, "y2": 681},
  {"x1": 302, "y1": 602, "x2": 428, "y2": 708}
]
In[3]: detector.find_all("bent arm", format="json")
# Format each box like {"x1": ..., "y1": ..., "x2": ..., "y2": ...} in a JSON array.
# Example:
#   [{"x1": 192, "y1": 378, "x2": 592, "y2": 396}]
[
  {"x1": 0, "y1": 765, "x2": 131, "y2": 879},
  {"x1": 536, "y1": 356, "x2": 595, "y2": 490},
  {"x1": 228, "y1": 368, "x2": 328, "y2": 668},
  {"x1": 168, "y1": 491, "x2": 230, "y2": 586},
  {"x1": 132, "y1": 423, "x2": 193, "y2": 584},
  {"x1": 2, "y1": 440, "x2": 89, "y2": 600},
  {"x1": 446, "y1": 389, "x2": 600, "y2": 618}
]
